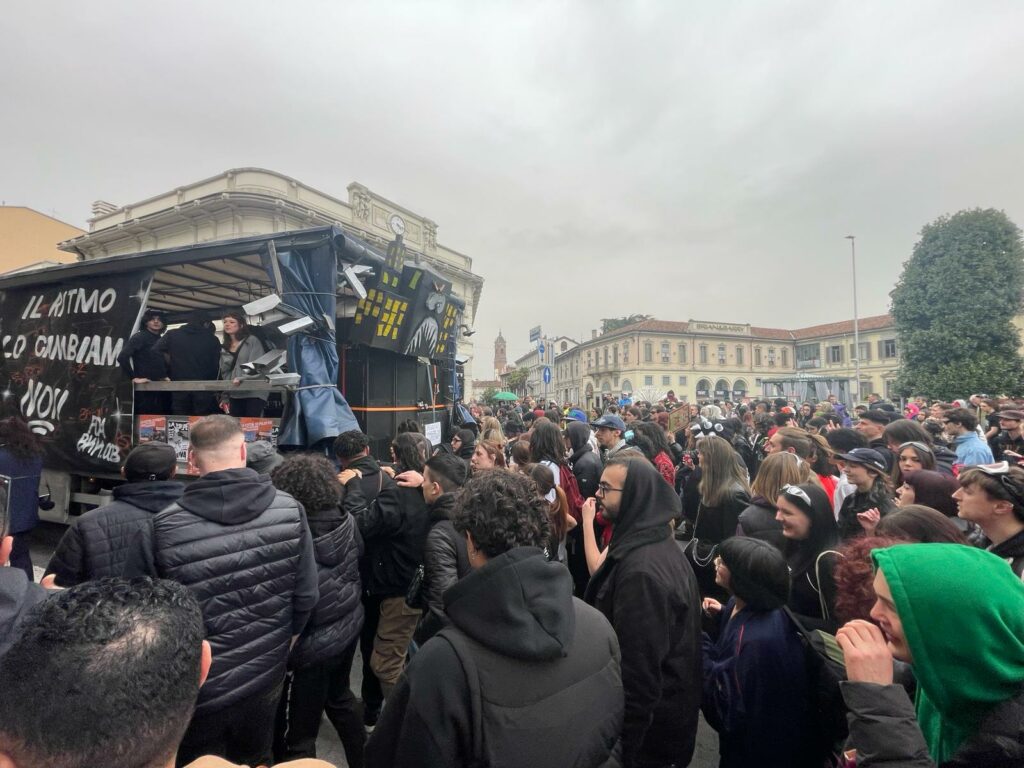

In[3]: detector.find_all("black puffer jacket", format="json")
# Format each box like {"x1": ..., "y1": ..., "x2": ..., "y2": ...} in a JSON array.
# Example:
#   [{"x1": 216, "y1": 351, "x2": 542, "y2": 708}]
[
  {"x1": 45, "y1": 480, "x2": 184, "y2": 586},
  {"x1": 128, "y1": 467, "x2": 318, "y2": 716},
  {"x1": 737, "y1": 495, "x2": 786, "y2": 552},
  {"x1": 348, "y1": 455, "x2": 430, "y2": 597},
  {"x1": 416, "y1": 493, "x2": 471, "y2": 644},
  {"x1": 841, "y1": 682, "x2": 1024, "y2": 766},
  {"x1": 289, "y1": 483, "x2": 366, "y2": 670}
]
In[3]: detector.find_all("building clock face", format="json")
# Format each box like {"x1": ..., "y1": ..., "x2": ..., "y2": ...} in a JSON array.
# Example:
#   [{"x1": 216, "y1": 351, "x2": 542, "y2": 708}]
[{"x1": 388, "y1": 214, "x2": 406, "y2": 236}]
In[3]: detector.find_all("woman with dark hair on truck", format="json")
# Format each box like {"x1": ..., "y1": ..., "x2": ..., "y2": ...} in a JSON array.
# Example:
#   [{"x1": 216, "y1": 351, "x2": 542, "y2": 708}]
[
  {"x1": 0, "y1": 416, "x2": 44, "y2": 580},
  {"x1": 219, "y1": 310, "x2": 270, "y2": 417}
]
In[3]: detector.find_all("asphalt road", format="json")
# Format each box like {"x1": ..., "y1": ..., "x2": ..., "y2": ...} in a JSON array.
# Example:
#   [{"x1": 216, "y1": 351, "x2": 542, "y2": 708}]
[{"x1": 28, "y1": 521, "x2": 720, "y2": 767}]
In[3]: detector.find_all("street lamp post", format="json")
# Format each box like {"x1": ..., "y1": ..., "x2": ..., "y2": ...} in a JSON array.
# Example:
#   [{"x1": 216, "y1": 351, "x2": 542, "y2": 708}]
[{"x1": 846, "y1": 235, "x2": 861, "y2": 402}]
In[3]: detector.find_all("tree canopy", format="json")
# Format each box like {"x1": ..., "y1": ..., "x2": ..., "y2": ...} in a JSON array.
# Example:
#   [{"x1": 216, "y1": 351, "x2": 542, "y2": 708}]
[
  {"x1": 891, "y1": 208, "x2": 1024, "y2": 399},
  {"x1": 601, "y1": 314, "x2": 652, "y2": 334}
]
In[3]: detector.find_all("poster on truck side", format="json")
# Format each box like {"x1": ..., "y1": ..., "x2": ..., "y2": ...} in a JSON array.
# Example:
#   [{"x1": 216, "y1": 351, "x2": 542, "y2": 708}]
[
  {"x1": 0, "y1": 272, "x2": 152, "y2": 474},
  {"x1": 140, "y1": 415, "x2": 278, "y2": 475}
]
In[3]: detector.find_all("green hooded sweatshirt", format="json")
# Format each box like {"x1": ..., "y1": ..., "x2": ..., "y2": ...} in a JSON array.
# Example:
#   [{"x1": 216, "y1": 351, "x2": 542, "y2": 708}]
[{"x1": 872, "y1": 544, "x2": 1024, "y2": 764}]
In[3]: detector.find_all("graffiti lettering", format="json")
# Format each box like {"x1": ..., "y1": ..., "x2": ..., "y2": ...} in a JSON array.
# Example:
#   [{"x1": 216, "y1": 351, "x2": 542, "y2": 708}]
[
  {"x1": 20, "y1": 379, "x2": 69, "y2": 422},
  {"x1": 1, "y1": 335, "x2": 27, "y2": 360},
  {"x1": 76, "y1": 416, "x2": 121, "y2": 463},
  {"x1": 32, "y1": 334, "x2": 124, "y2": 367}
]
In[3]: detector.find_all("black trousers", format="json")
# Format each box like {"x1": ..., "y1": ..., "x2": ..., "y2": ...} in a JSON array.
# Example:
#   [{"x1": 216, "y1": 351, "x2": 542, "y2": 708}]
[
  {"x1": 359, "y1": 594, "x2": 384, "y2": 720},
  {"x1": 171, "y1": 392, "x2": 220, "y2": 416},
  {"x1": 175, "y1": 679, "x2": 282, "y2": 767},
  {"x1": 229, "y1": 397, "x2": 265, "y2": 417},
  {"x1": 274, "y1": 638, "x2": 365, "y2": 766},
  {"x1": 133, "y1": 391, "x2": 169, "y2": 416}
]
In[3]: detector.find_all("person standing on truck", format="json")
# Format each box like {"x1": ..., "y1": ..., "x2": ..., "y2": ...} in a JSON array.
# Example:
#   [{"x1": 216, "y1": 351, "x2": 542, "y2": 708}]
[
  {"x1": 219, "y1": 311, "x2": 269, "y2": 418},
  {"x1": 44, "y1": 442, "x2": 183, "y2": 587},
  {"x1": 118, "y1": 308, "x2": 171, "y2": 415},
  {"x1": 154, "y1": 312, "x2": 222, "y2": 416}
]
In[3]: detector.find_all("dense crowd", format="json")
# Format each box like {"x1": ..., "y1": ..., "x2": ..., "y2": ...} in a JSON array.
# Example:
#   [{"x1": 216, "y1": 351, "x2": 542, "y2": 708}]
[{"x1": 1, "y1": 388, "x2": 1023, "y2": 768}]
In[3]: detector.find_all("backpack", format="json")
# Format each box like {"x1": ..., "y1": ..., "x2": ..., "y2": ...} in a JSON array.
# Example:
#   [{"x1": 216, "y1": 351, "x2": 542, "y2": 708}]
[
  {"x1": 558, "y1": 462, "x2": 586, "y2": 524},
  {"x1": 784, "y1": 607, "x2": 848, "y2": 766}
]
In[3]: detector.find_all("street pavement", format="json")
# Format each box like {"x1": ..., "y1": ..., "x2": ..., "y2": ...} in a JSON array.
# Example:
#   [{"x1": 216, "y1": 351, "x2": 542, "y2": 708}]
[{"x1": 29, "y1": 521, "x2": 720, "y2": 767}]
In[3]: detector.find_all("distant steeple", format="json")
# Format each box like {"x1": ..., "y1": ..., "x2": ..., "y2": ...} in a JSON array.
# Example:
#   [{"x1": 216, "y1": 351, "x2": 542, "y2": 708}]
[{"x1": 494, "y1": 330, "x2": 507, "y2": 377}]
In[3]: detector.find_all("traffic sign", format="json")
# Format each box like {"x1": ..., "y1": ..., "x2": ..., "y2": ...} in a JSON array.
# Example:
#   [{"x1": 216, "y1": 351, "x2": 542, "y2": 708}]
[
  {"x1": 542, "y1": 366, "x2": 551, "y2": 384},
  {"x1": 538, "y1": 343, "x2": 545, "y2": 355}
]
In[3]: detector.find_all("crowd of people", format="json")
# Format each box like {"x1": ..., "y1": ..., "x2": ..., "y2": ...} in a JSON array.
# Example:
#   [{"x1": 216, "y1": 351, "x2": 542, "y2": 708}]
[{"x1": 2, "y1": 387, "x2": 1024, "y2": 767}]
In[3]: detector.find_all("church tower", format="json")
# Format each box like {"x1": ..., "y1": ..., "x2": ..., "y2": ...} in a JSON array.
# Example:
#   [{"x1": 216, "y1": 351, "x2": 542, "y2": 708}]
[{"x1": 494, "y1": 330, "x2": 507, "y2": 377}]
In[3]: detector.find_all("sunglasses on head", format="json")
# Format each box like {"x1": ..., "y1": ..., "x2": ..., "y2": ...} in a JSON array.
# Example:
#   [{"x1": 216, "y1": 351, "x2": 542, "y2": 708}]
[
  {"x1": 898, "y1": 441, "x2": 933, "y2": 455},
  {"x1": 780, "y1": 484, "x2": 812, "y2": 506},
  {"x1": 973, "y1": 462, "x2": 1024, "y2": 505}
]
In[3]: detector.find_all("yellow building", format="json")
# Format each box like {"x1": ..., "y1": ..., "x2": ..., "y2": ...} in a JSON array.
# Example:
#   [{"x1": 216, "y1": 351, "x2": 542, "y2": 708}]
[
  {"x1": 0, "y1": 206, "x2": 83, "y2": 273},
  {"x1": 551, "y1": 314, "x2": 900, "y2": 408}
]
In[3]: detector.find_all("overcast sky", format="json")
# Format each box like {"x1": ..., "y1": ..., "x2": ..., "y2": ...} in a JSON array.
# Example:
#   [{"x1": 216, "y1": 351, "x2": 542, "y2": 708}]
[{"x1": 4, "y1": 1, "x2": 1024, "y2": 370}]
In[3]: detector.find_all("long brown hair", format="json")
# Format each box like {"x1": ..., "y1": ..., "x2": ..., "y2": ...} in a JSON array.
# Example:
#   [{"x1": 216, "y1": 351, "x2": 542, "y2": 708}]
[
  {"x1": 221, "y1": 310, "x2": 251, "y2": 351},
  {"x1": 529, "y1": 463, "x2": 568, "y2": 542},
  {"x1": 697, "y1": 435, "x2": 749, "y2": 507}
]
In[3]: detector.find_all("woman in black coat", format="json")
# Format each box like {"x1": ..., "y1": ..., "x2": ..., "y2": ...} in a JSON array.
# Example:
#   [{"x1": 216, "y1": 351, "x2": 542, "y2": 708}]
[
  {"x1": 0, "y1": 417, "x2": 44, "y2": 580},
  {"x1": 270, "y1": 454, "x2": 365, "y2": 766},
  {"x1": 774, "y1": 482, "x2": 841, "y2": 631}
]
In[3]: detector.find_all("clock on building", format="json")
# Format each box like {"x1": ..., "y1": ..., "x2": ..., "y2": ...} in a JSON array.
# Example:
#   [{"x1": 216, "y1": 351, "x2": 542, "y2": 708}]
[{"x1": 388, "y1": 213, "x2": 406, "y2": 236}]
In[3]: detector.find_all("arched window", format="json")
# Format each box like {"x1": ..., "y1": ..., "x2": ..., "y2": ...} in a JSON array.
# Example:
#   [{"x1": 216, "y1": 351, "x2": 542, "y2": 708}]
[
  {"x1": 696, "y1": 378, "x2": 712, "y2": 396},
  {"x1": 733, "y1": 378, "x2": 748, "y2": 393},
  {"x1": 715, "y1": 379, "x2": 730, "y2": 396},
  {"x1": 621, "y1": 379, "x2": 633, "y2": 394}
]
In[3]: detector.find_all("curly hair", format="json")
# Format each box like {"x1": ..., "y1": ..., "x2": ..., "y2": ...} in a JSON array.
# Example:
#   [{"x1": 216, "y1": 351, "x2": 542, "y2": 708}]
[
  {"x1": 452, "y1": 469, "x2": 551, "y2": 558},
  {"x1": 0, "y1": 577, "x2": 203, "y2": 768},
  {"x1": 271, "y1": 453, "x2": 343, "y2": 514},
  {"x1": 833, "y1": 535, "x2": 905, "y2": 624},
  {"x1": 392, "y1": 432, "x2": 431, "y2": 473},
  {"x1": 334, "y1": 430, "x2": 370, "y2": 460}
]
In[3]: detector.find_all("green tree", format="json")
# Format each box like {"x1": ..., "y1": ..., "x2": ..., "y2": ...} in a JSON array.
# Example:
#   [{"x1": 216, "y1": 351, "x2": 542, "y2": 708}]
[
  {"x1": 506, "y1": 368, "x2": 529, "y2": 392},
  {"x1": 601, "y1": 314, "x2": 651, "y2": 334},
  {"x1": 479, "y1": 386, "x2": 497, "y2": 403},
  {"x1": 891, "y1": 208, "x2": 1024, "y2": 399}
]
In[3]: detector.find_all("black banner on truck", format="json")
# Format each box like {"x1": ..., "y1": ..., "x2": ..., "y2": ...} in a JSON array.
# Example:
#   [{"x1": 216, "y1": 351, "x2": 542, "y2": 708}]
[{"x1": 0, "y1": 272, "x2": 152, "y2": 473}]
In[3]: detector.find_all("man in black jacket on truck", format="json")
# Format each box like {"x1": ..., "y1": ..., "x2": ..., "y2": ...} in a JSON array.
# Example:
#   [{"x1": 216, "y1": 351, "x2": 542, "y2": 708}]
[{"x1": 126, "y1": 414, "x2": 318, "y2": 767}]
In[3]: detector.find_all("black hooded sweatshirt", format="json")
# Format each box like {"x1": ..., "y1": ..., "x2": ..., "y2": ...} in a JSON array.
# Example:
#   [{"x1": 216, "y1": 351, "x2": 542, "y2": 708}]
[
  {"x1": 153, "y1": 321, "x2": 221, "y2": 380},
  {"x1": 126, "y1": 467, "x2": 318, "y2": 715},
  {"x1": 584, "y1": 458, "x2": 703, "y2": 768},
  {"x1": 366, "y1": 547, "x2": 623, "y2": 768}
]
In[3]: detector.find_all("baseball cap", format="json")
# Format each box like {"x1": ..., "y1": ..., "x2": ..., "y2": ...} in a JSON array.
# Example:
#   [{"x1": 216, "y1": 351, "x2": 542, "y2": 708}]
[
  {"x1": 591, "y1": 414, "x2": 626, "y2": 432},
  {"x1": 246, "y1": 440, "x2": 284, "y2": 474},
  {"x1": 835, "y1": 447, "x2": 887, "y2": 472},
  {"x1": 564, "y1": 408, "x2": 588, "y2": 423},
  {"x1": 124, "y1": 442, "x2": 178, "y2": 481}
]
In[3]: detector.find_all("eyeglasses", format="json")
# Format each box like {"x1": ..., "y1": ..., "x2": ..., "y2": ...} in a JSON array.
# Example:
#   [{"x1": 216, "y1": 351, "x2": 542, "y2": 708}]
[
  {"x1": 596, "y1": 482, "x2": 624, "y2": 495},
  {"x1": 973, "y1": 462, "x2": 1024, "y2": 505},
  {"x1": 780, "y1": 484, "x2": 812, "y2": 506},
  {"x1": 898, "y1": 441, "x2": 933, "y2": 455}
]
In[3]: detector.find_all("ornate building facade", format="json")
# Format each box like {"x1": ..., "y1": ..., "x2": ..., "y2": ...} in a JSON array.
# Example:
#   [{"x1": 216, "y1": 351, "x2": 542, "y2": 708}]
[{"x1": 550, "y1": 314, "x2": 901, "y2": 407}]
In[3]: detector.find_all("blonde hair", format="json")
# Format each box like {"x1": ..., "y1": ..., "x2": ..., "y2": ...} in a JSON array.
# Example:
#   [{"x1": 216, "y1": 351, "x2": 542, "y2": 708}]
[
  {"x1": 480, "y1": 416, "x2": 507, "y2": 447},
  {"x1": 750, "y1": 451, "x2": 819, "y2": 501}
]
